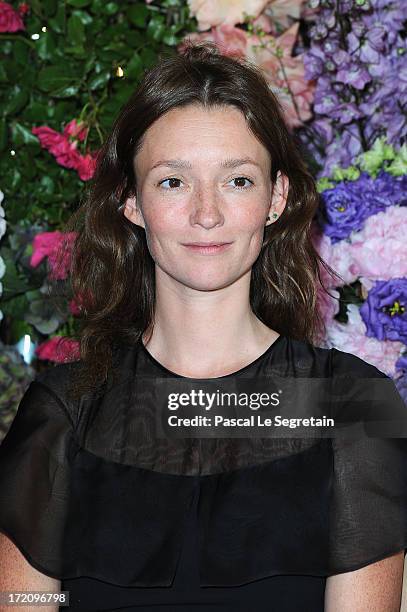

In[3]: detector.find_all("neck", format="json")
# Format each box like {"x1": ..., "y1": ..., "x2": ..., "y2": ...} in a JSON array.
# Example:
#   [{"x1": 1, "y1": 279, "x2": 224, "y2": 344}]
[{"x1": 142, "y1": 268, "x2": 279, "y2": 378}]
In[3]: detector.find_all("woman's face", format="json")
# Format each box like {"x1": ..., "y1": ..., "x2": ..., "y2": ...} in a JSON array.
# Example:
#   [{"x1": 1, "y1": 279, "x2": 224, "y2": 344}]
[{"x1": 124, "y1": 104, "x2": 288, "y2": 291}]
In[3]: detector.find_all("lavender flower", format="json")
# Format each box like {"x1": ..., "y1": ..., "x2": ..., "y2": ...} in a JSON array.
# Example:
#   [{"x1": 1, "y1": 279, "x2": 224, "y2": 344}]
[{"x1": 299, "y1": 0, "x2": 406, "y2": 177}]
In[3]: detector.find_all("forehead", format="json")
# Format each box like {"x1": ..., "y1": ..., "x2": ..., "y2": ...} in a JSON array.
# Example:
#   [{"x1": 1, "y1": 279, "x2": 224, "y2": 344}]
[{"x1": 134, "y1": 104, "x2": 270, "y2": 173}]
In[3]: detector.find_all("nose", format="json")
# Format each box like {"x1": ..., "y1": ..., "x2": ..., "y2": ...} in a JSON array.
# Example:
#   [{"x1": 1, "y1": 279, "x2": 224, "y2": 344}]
[{"x1": 189, "y1": 186, "x2": 224, "y2": 230}]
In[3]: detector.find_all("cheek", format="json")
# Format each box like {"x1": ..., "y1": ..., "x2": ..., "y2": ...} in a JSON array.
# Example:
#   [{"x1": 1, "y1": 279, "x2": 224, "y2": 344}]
[
  {"x1": 235, "y1": 206, "x2": 267, "y2": 236},
  {"x1": 142, "y1": 203, "x2": 179, "y2": 235},
  {"x1": 142, "y1": 209, "x2": 182, "y2": 257}
]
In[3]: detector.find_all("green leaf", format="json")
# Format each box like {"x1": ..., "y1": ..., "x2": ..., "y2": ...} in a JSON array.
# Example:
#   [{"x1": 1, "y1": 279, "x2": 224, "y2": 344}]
[
  {"x1": 126, "y1": 52, "x2": 143, "y2": 79},
  {"x1": 356, "y1": 136, "x2": 396, "y2": 176},
  {"x1": 42, "y1": 0, "x2": 58, "y2": 16},
  {"x1": 103, "y1": 2, "x2": 119, "y2": 14},
  {"x1": 331, "y1": 166, "x2": 360, "y2": 182},
  {"x1": 12, "y1": 40, "x2": 30, "y2": 65},
  {"x1": 17, "y1": 150, "x2": 38, "y2": 180},
  {"x1": 0, "y1": 257, "x2": 30, "y2": 298},
  {"x1": 71, "y1": 9, "x2": 94, "y2": 24},
  {"x1": 24, "y1": 290, "x2": 41, "y2": 304},
  {"x1": 83, "y1": 54, "x2": 97, "y2": 76},
  {"x1": 36, "y1": 31, "x2": 58, "y2": 61},
  {"x1": 22, "y1": 102, "x2": 49, "y2": 123},
  {"x1": 37, "y1": 65, "x2": 77, "y2": 92},
  {"x1": 88, "y1": 70, "x2": 110, "y2": 90},
  {"x1": 1, "y1": 295, "x2": 30, "y2": 321},
  {"x1": 386, "y1": 156, "x2": 407, "y2": 176},
  {"x1": 52, "y1": 84, "x2": 80, "y2": 98},
  {"x1": 3, "y1": 86, "x2": 30, "y2": 116},
  {"x1": 67, "y1": 14, "x2": 86, "y2": 47},
  {"x1": 11, "y1": 123, "x2": 41, "y2": 147},
  {"x1": 67, "y1": 0, "x2": 91, "y2": 7},
  {"x1": 147, "y1": 15, "x2": 166, "y2": 41},
  {"x1": 127, "y1": 4, "x2": 149, "y2": 27},
  {"x1": 48, "y1": 4, "x2": 67, "y2": 33},
  {"x1": 7, "y1": 316, "x2": 33, "y2": 344},
  {"x1": 0, "y1": 119, "x2": 7, "y2": 152},
  {"x1": 39, "y1": 176, "x2": 56, "y2": 193},
  {"x1": 316, "y1": 177, "x2": 335, "y2": 193},
  {"x1": 140, "y1": 45, "x2": 158, "y2": 69},
  {"x1": 162, "y1": 31, "x2": 180, "y2": 46},
  {"x1": 91, "y1": 0, "x2": 104, "y2": 12},
  {"x1": 0, "y1": 64, "x2": 8, "y2": 82}
]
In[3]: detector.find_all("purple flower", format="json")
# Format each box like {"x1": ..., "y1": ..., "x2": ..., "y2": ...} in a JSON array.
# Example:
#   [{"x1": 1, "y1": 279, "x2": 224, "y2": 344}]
[
  {"x1": 396, "y1": 353, "x2": 407, "y2": 373},
  {"x1": 370, "y1": 170, "x2": 407, "y2": 207},
  {"x1": 394, "y1": 372, "x2": 407, "y2": 407},
  {"x1": 317, "y1": 172, "x2": 398, "y2": 241},
  {"x1": 336, "y1": 63, "x2": 372, "y2": 90},
  {"x1": 317, "y1": 181, "x2": 372, "y2": 242},
  {"x1": 360, "y1": 278, "x2": 407, "y2": 343},
  {"x1": 298, "y1": 0, "x2": 406, "y2": 177}
]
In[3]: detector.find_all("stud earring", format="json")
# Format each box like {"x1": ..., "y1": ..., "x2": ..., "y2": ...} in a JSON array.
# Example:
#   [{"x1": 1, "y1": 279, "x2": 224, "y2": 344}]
[{"x1": 266, "y1": 212, "x2": 279, "y2": 224}]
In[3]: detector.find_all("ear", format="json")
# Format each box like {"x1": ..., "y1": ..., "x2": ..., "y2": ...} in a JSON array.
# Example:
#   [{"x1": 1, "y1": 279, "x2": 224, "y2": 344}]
[
  {"x1": 266, "y1": 171, "x2": 289, "y2": 225},
  {"x1": 123, "y1": 195, "x2": 145, "y2": 229}
]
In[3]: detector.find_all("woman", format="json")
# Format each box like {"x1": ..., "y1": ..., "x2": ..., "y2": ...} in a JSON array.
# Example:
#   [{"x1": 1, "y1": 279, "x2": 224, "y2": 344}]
[{"x1": 1, "y1": 41, "x2": 406, "y2": 611}]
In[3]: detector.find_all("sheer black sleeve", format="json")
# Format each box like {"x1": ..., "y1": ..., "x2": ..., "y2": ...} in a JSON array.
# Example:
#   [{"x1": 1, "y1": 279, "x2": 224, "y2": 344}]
[
  {"x1": 327, "y1": 347, "x2": 407, "y2": 573},
  {"x1": 0, "y1": 378, "x2": 77, "y2": 578}
]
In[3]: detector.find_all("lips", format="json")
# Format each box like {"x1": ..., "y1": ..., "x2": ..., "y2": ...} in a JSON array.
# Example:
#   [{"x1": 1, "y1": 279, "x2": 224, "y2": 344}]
[
  {"x1": 181, "y1": 242, "x2": 233, "y2": 254},
  {"x1": 182, "y1": 242, "x2": 231, "y2": 246}
]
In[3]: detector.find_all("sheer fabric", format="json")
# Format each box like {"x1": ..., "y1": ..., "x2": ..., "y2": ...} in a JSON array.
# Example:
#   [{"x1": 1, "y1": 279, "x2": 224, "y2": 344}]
[{"x1": 0, "y1": 336, "x2": 406, "y2": 610}]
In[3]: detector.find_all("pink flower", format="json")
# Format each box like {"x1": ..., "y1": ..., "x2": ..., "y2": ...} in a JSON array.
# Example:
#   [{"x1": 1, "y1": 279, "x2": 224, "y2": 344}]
[
  {"x1": 69, "y1": 297, "x2": 82, "y2": 316},
  {"x1": 32, "y1": 126, "x2": 79, "y2": 168},
  {"x1": 63, "y1": 119, "x2": 89, "y2": 142},
  {"x1": 35, "y1": 336, "x2": 81, "y2": 363},
  {"x1": 30, "y1": 231, "x2": 77, "y2": 280},
  {"x1": 31, "y1": 126, "x2": 63, "y2": 150},
  {"x1": 0, "y1": 1, "x2": 25, "y2": 32},
  {"x1": 75, "y1": 151, "x2": 97, "y2": 181},
  {"x1": 311, "y1": 222, "x2": 357, "y2": 288},
  {"x1": 187, "y1": 0, "x2": 269, "y2": 30},
  {"x1": 179, "y1": 26, "x2": 247, "y2": 58},
  {"x1": 347, "y1": 207, "x2": 407, "y2": 284},
  {"x1": 32, "y1": 121, "x2": 96, "y2": 181},
  {"x1": 17, "y1": 3, "x2": 29, "y2": 16}
]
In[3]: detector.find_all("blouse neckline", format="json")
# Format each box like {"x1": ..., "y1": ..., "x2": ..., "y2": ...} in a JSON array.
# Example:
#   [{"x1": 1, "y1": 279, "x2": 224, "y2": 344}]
[{"x1": 138, "y1": 333, "x2": 286, "y2": 380}]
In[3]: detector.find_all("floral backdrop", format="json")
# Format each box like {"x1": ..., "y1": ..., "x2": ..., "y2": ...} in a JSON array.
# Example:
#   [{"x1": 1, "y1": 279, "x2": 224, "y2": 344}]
[{"x1": 0, "y1": 0, "x2": 406, "y2": 438}]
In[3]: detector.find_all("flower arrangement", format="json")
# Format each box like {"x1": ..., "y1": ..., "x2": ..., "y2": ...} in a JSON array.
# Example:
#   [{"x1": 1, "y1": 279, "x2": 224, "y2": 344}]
[{"x1": 312, "y1": 138, "x2": 407, "y2": 399}]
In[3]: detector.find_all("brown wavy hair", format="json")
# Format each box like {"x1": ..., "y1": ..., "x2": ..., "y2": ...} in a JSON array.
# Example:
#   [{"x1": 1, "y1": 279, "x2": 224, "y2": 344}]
[{"x1": 52, "y1": 40, "x2": 342, "y2": 401}]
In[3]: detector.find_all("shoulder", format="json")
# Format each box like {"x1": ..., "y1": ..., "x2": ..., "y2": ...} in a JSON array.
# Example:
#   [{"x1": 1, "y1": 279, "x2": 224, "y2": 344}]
[
  {"x1": 30, "y1": 360, "x2": 84, "y2": 429},
  {"x1": 329, "y1": 345, "x2": 389, "y2": 380},
  {"x1": 285, "y1": 337, "x2": 391, "y2": 382},
  {"x1": 327, "y1": 346, "x2": 406, "y2": 431},
  {"x1": 35, "y1": 359, "x2": 83, "y2": 390}
]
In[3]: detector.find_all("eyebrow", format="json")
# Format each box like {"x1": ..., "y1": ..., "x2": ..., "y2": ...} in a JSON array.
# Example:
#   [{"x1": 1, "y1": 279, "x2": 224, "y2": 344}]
[{"x1": 148, "y1": 157, "x2": 262, "y2": 172}]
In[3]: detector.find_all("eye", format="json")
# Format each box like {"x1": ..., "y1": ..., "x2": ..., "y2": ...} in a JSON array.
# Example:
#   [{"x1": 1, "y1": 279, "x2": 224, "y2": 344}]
[
  {"x1": 157, "y1": 176, "x2": 255, "y2": 191},
  {"x1": 228, "y1": 176, "x2": 254, "y2": 190},
  {"x1": 158, "y1": 177, "x2": 183, "y2": 190}
]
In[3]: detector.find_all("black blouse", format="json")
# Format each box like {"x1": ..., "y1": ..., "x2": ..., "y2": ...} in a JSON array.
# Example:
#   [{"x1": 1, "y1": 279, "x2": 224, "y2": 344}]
[{"x1": 0, "y1": 335, "x2": 406, "y2": 611}]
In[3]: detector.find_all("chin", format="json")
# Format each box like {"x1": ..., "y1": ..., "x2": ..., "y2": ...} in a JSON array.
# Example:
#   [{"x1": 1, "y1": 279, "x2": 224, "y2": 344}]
[{"x1": 179, "y1": 274, "x2": 240, "y2": 292}]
